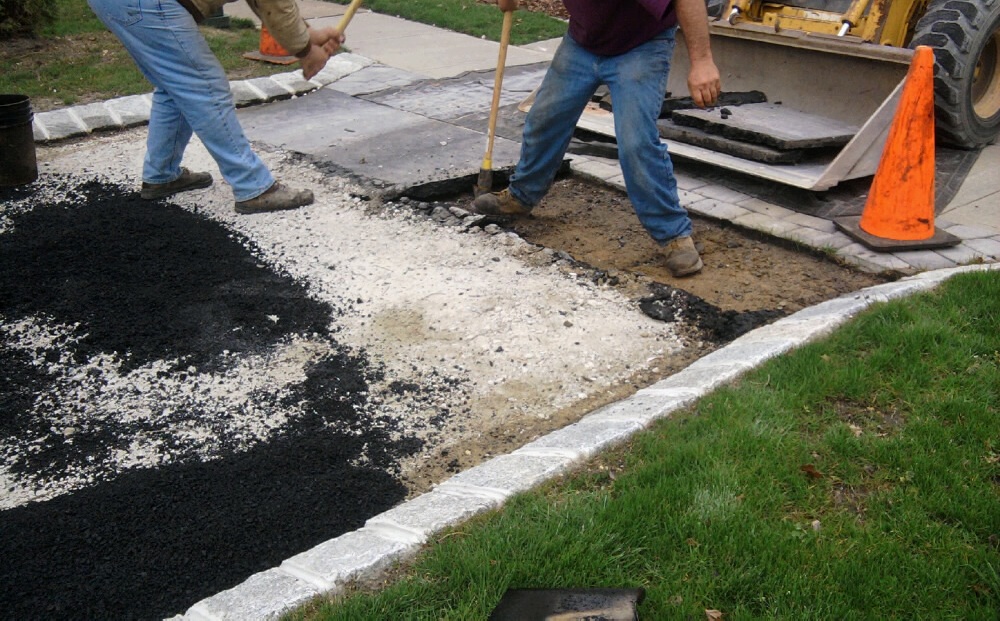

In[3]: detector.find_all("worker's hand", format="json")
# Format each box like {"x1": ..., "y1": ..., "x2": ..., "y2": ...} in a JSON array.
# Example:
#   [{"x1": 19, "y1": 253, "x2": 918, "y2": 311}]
[
  {"x1": 300, "y1": 43, "x2": 333, "y2": 80},
  {"x1": 687, "y1": 59, "x2": 722, "y2": 108},
  {"x1": 498, "y1": 0, "x2": 518, "y2": 11},
  {"x1": 310, "y1": 25, "x2": 345, "y2": 55},
  {"x1": 299, "y1": 26, "x2": 345, "y2": 80}
]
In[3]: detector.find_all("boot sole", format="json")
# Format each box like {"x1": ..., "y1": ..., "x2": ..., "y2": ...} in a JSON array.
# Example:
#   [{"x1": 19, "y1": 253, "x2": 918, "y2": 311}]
[
  {"x1": 234, "y1": 194, "x2": 314, "y2": 215},
  {"x1": 234, "y1": 202, "x2": 310, "y2": 215},
  {"x1": 470, "y1": 203, "x2": 531, "y2": 217},
  {"x1": 140, "y1": 178, "x2": 213, "y2": 201}
]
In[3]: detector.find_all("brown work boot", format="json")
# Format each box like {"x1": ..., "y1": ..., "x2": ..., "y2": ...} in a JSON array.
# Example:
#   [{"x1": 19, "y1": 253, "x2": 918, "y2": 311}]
[
  {"x1": 662, "y1": 235, "x2": 703, "y2": 277},
  {"x1": 471, "y1": 188, "x2": 531, "y2": 217},
  {"x1": 235, "y1": 182, "x2": 314, "y2": 215},
  {"x1": 140, "y1": 168, "x2": 213, "y2": 200}
]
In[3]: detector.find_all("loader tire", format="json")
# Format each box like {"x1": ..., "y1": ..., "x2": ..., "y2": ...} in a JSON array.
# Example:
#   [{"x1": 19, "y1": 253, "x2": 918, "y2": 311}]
[{"x1": 910, "y1": 0, "x2": 1000, "y2": 148}]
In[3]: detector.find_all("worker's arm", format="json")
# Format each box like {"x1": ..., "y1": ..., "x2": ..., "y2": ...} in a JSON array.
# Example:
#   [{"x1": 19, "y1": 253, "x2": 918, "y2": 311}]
[
  {"x1": 673, "y1": 0, "x2": 721, "y2": 108},
  {"x1": 245, "y1": 0, "x2": 343, "y2": 79}
]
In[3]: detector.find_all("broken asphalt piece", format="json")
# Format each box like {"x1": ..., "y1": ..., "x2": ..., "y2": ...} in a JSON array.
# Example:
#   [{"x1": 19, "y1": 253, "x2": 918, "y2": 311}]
[
  {"x1": 639, "y1": 283, "x2": 786, "y2": 344},
  {"x1": 659, "y1": 90, "x2": 767, "y2": 117}
]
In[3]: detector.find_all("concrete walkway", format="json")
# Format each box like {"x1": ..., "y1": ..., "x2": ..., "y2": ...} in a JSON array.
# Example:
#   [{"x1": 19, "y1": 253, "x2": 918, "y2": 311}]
[{"x1": 16, "y1": 5, "x2": 1000, "y2": 618}]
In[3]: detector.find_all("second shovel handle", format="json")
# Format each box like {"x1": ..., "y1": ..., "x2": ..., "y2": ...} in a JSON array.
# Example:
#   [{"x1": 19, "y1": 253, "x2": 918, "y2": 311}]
[
  {"x1": 483, "y1": 10, "x2": 514, "y2": 167},
  {"x1": 336, "y1": 0, "x2": 364, "y2": 33}
]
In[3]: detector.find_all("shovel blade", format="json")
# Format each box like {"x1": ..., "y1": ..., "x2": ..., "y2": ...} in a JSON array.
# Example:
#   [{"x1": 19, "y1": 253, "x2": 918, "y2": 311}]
[{"x1": 473, "y1": 168, "x2": 493, "y2": 198}]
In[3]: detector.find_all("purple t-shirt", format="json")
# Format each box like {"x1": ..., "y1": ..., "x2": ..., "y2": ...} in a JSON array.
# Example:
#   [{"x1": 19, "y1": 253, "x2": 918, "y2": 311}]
[{"x1": 564, "y1": 0, "x2": 677, "y2": 56}]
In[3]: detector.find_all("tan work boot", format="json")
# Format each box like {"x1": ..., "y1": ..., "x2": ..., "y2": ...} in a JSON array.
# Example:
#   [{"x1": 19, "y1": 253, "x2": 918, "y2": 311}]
[
  {"x1": 662, "y1": 235, "x2": 703, "y2": 277},
  {"x1": 235, "y1": 182, "x2": 314, "y2": 215},
  {"x1": 140, "y1": 168, "x2": 213, "y2": 200},
  {"x1": 471, "y1": 188, "x2": 532, "y2": 217}
]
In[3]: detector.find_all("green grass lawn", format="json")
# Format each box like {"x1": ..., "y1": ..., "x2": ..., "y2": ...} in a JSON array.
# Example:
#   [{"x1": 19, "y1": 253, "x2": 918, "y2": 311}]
[
  {"x1": 290, "y1": 269, "x2": 1000, "y2": 619},
  {"x1": 0, "y1": 0, "x2": 285, "y2": 110},
  {"x1": 0, "y1": 0, "x2": 564, "y2": 111}
]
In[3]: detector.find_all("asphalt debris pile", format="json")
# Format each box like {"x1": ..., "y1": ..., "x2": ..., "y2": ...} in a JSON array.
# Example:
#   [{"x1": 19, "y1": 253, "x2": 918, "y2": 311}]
[
  {"x1": 0, "y1": 176, "x2": 457, "y2": 619},
  {"x1": 639, "y1": 282, "x2": 787, "y2": 344}
]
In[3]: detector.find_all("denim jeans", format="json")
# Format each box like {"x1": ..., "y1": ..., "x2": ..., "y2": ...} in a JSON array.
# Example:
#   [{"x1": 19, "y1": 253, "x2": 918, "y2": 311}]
[
  {"x1": 510, "y1": 29, "x2": 691, "y2": 243},
  {"x1": 87, "y1": 0, "x2": 274, "y2": 201}
]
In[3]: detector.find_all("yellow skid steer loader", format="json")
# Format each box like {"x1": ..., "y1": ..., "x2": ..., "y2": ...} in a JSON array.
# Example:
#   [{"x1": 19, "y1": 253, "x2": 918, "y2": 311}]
[{"x1": 565, "y1": 0, "x2": 1000, "y2": 190}]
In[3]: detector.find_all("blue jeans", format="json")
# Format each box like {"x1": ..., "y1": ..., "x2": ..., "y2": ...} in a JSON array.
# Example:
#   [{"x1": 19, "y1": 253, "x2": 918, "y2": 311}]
[
  {"x1": 87, "y1": 0, "x2": 274, "y2": 201},
  {"x1": 510, "y1": 29, "x2": 691, "y2": 243}
]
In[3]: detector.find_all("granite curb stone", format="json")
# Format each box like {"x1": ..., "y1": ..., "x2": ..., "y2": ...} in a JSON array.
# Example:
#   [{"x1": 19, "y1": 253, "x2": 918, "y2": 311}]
[
  {"x1": 33, "y1": 108, "x2": 88, "y2": 142},
  {"x1": 230, "y1": 81, "x2": 271, "y2": 108},
  {"x1": 74, "y1": 101, "x2": 125, "y2": 132},
  {"x1": 435, "y1": 452, "x2": 578, "y2": 500},
  {"x1": 279, "y1": 528, "x2": 420, "y2": 592},
  {"x1": 584, "y1": 389, "x2": 702, "y2": 426},
  {"x1": 105, "y1": 94, "x2": 154, "y2": 127},
  {"x1": 181, "y1": 569, "x2": 322, "y2": 621},
  {"x1": 511, "y1": 417, "x2": 647, "y2": 461},
  {"x1": 364, "y1": 489, "x2": 498, "y2": 545},
  {"x1": 30, "y1": 53, "x2": 374, "y2": 143}
]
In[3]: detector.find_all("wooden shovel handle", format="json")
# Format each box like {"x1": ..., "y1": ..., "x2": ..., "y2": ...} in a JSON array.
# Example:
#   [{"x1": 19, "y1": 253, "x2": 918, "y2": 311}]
[
  {"x1": 482, "y1": 10, "x2": 514, "y2": 169},
  {"x1": 336, "y1": 0, "x2": 365, "y2": 33}
]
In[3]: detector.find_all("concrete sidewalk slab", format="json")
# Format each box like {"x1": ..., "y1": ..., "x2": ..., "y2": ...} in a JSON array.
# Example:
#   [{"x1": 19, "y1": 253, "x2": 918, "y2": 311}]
[
  {"x1": 363, "y1": 63, "x2": 545, "y2": 122},
  {"x1": 308, "y1": 12, "x2": 556, "y2": 78},
  {"x1": 239, "y1": 87, "x2": 522, "y2": 192},
  {"x1": 941, "y1": 145, "x2": 1000, "y2": 232}
]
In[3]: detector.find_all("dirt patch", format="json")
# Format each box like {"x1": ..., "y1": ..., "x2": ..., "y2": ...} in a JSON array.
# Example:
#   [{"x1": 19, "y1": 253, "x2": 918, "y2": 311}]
[{"x1": 503, "y1": 177, "x2": 886, "y2": 314}]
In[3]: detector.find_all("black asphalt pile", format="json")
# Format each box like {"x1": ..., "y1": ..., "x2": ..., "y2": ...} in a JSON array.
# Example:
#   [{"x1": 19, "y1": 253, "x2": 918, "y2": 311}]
[
  {"x1": 639, "y1": 283, "x2": 787, "y2": 343},
  {"x1": 0, "y1": 177, "x2": 438, "y2": 619}
]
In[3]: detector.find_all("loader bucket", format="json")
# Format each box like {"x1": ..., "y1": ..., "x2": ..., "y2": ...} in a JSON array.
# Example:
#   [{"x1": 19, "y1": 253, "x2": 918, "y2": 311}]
[{"x1": 570, "y1": 23, "x2": 915, "y2": 191}]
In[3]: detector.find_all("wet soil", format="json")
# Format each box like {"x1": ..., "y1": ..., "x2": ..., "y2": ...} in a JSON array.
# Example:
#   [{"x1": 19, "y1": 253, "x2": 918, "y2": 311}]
[{"x1": 504, "y1": 176, "x2": 884, "y2": 315}]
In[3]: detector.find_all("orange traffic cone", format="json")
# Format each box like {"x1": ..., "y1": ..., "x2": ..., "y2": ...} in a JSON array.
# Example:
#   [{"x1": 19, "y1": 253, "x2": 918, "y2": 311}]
[
  {"x1": 834, "y1": 46, "x2": 959, "y2": 251},
  {"x1": 242, "y1": 25, "x2": 298, "y2": 65}
]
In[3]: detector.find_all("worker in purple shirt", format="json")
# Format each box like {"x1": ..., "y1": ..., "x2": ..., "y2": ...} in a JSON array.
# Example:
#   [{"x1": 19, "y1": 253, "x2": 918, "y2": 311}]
[{"x1": 472, "y1": 0, "x2": 721, "y2": 277}]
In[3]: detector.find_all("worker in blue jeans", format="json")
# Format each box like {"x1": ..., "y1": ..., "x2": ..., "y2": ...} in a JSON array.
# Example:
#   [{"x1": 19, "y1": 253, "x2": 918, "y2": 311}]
[
  {"x1": 472, "y1": 0, "x2": 721, "y2": 277},
  {"x1": 87, "y1": 0, "x2": 344, "y2": 214}
]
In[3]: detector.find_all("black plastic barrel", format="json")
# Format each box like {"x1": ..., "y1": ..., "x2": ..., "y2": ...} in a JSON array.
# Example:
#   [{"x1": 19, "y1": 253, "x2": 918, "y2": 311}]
[{"x1": 0, "y1": 94, "x2": 39, "y2": 187}]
